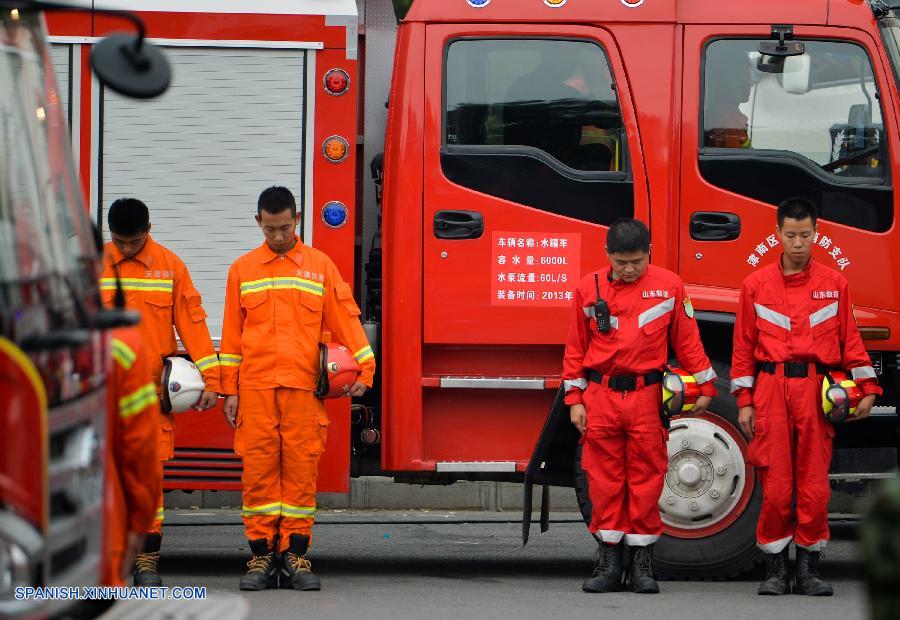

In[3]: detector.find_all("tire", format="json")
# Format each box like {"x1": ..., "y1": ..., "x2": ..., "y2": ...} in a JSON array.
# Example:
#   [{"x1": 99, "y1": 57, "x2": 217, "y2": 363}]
[{"x1": 573, "y1": 361, "x2": 763, "y2": 579}]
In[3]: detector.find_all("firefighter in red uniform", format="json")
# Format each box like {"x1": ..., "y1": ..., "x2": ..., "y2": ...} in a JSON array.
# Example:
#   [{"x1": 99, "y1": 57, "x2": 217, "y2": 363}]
[
  {"x1": 563, "y1": 219, "x2": 717, "y2": 594},
  {"x1": 731, "y1": 198, "x2": 880, "y2": 596}
]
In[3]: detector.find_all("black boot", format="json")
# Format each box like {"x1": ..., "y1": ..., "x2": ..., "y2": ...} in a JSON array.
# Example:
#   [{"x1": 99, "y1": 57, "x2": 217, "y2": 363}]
[
  {"x1": 628, "y1": 545, "x2": 660, "y2": 594},
  {"x1": 795, "y1": 547, "x2": 833, "y2": 596},
  {"x1": 239, "y1": 538, "x2": 277, "y2": 591},
  {"x1": 582, "y1": 542, "x2": 624, "y2": 593},
  {"x1": 133, "y1": 533, "x2": 163, "y2": 587},
  {"x1": 282, "y1": 534, "x2": 321, "y2": 591},
  {"x1": 758, "y1": 547, "x2": 790, "y2": 595}
]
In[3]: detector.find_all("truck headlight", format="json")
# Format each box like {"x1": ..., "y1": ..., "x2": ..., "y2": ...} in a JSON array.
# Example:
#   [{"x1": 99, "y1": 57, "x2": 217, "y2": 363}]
[{"x1": 0, "y1": 512, "x2": 42, "y2": 603}]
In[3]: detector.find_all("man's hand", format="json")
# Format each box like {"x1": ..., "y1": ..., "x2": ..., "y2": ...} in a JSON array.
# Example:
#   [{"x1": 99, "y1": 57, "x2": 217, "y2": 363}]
[
  {"x1": 692, "y1": 395, "x2": 713, "y2": 416},
  {"x1": 121, "y1": 531, "x2": 145, "y2": 581},
  {"x1": 348, "y1": 381, "x2": 368, "y2": 398},
  {"x1": 739, "y1": 405, "x2": 755, "y2": 439},
  {"x1": 847, "y1": 394, "x2": 876, "y2": 422},
  {"x1": 195, "y1": 390, "x2": 219, "y2": 411},
  {"x1": 223, "y1": 395, "x2": 239, "y2": 429},
  {"x1": 570, "y1": 404, "x2": 587, "y2": 435}
]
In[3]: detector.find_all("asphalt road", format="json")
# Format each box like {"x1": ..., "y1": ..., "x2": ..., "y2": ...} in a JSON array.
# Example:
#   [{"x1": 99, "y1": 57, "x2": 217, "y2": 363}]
[{"x1": 154, "y1": 510, "x2": 870, "y2": 620}]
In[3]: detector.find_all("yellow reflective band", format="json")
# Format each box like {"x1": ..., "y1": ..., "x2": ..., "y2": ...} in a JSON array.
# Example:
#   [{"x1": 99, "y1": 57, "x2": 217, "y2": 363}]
[
  {"x1": 111, "y1": 338, "x2": 137, "y2": 370},
  {"x1": 219, "y1": 354, "x2": 242, "y2": 368},
  {"x1": 155, "y1": 507, "x2": 165, "y2": 522},
  {"x1": 242, "y1": 502, "x2": 282, "y2": 517},
  {"x1": 354, "y1": 345, "x2": 374, "y2": 363},
  {"x1": 280, "y1": 504, "x2": 316, "y2": 519},
  {"x1": 239, "y1": 277, "x2": 325, "y2": 297},
  {"x1": 100, "y1": 277, "x2": 173, "y2": 292},
  {"x1": 194, "y1": 354, "x2": 219, "y2": 371},
  {"x1": 119, "y1": 383, "x2": 157, "y2": 418}
]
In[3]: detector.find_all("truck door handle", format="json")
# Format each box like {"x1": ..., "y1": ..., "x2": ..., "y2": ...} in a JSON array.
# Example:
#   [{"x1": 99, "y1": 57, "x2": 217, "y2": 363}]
[
  {"x1": 690, "y1": 212, "x2": 741, "y2": 241},
  {"x1": 434, "y1": 210, "x2": 484, "y2": 240}
]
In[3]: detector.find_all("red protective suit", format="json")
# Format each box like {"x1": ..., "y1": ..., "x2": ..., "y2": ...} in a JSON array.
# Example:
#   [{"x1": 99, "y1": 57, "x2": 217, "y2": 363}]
[
  {"x1": 731, "y1": 257, "x2": 881, "y2": 552},
  {"x1": 564, "y1": 265, "x2": 716, "y2": 545}
]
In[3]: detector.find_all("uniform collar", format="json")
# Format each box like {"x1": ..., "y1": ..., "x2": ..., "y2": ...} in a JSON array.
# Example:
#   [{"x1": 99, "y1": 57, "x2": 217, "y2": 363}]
[
  {"x1": 259, "y1": 236, "x2": 304, "y2": 267},
  {"x1": 779, "y1": 253, "x2": 814, "y2": 283},
  {"x1": 106, "y1": 235, "x2": 154, "y2": 268},
  {"x1": 606, "y1": 265, "x2": 646, "y2": 289}
]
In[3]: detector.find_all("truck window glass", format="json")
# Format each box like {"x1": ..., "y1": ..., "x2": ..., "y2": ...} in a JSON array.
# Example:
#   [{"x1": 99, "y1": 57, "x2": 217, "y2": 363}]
[
  {"x1": 700, "y1": 39, "x2": 892, "y2": 233},
  {"x1": 442, "y1": 38, "x2": 633, "y2": 226}
]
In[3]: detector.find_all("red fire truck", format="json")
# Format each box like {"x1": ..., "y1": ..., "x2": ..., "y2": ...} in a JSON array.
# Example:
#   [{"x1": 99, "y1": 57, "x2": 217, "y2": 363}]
[{"x1": 44, "y1": 0, "x2": 899, "y2": 578}]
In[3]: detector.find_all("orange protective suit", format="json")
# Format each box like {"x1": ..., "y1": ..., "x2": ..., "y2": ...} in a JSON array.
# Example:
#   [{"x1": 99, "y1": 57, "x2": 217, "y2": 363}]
[
  {"x1": 102, "y1": 328, "x2": 161, "y2": 586},
  {"x1": 101, "y1": 235, "x2": 220, "y2": 534},
  {"x1": 220, "y1": 236, "x2": 375, "y2": 551}
]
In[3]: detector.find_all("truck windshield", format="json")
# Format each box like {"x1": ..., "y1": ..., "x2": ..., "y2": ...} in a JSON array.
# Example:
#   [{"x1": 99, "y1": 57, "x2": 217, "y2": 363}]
[
  {"x1": 879, "y1": 17, "x2": 900, "y2": 90},
  {"x1": 0, "y1": 11, "x2": 97, "y2": 329}
]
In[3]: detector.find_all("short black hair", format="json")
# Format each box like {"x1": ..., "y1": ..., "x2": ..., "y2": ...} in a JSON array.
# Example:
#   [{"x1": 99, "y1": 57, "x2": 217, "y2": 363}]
[
  {"x1": 258, "y1": 186, "x2": 297, "y2": 216},
  {"x1": 606, "y1": 218, "x2": 650, "y2": 254},
  {"x1": 107, "y1": 198, "x2": 150, "y2": 236},
  {"x1": 777, "y1": 197, "x2": 817, "y2": 228}
]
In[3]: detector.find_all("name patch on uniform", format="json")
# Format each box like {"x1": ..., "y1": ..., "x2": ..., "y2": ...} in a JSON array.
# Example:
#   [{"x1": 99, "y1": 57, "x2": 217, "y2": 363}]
[
  {"x1": 683, "y1": 297, "x2": 695, "y2": 319},
  {"x1": 642, "y1": 289, "x2": 671, "y2": 299},
  {"x1": 812, "y1": 290, "x2": 839, "y2": 300}
]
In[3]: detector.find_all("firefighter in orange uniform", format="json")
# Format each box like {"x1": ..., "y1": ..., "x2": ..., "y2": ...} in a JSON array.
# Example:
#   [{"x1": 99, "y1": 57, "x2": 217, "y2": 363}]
[
  {"x1": 563, "y1": 219, "x2": 717, "y2": 594},
  {"x1": 103, "y1": 328, "x2": 161, "y2": 586},
  {"x1": 731, "y1": 198, "x2": 881, "y2": 596},
  {"x1": 220, "y1": 186, "x2": 375, "y2": 592},
  {"x1": 100, "y1": 198, "x2": 222, "y2": 586}
]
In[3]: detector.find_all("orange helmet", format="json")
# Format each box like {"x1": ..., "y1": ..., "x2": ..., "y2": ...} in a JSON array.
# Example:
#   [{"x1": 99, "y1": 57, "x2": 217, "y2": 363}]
[
  {"x1": 661, "y1": 367, "x2": 702, "y2": 417},
  {"x1": 822, "y1": 371, "x2": 863, "y2": 423},
  {"x1": 315, "y1": 343, "x2": 361, "y2": 399}
]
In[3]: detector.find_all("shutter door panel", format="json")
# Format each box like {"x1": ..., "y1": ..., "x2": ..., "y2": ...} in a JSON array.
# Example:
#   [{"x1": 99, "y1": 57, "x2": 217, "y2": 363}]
[
  {"x1": 101, "y1": 48, "x2": 306, "y2": 339},
  {"x1": 50, "y1": 44, "x2": 70, "y2": 121}
]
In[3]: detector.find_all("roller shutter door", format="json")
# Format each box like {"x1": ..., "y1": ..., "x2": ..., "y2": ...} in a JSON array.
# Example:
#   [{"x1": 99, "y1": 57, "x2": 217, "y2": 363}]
[
  {"x1": 50, "y1": 44, "x2": 70, "y2": 122},
  {"x1": 101, "y1": 47, "x2": 306, "y2": 338}
]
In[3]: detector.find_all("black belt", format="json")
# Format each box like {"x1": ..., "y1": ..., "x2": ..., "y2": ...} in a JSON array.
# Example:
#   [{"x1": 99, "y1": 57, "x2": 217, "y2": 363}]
[
  {"x1": 758, "y1": 361, "x2": 831, "y2": 378},
  {"x1": 585, "y1": 368, "x2": 663, "y2": 392}
]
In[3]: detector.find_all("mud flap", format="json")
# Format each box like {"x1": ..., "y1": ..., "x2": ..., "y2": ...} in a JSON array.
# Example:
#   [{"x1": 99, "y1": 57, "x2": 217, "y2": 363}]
[{"x1": 522, "y1": 386, "x2": 581, "y2": 545}]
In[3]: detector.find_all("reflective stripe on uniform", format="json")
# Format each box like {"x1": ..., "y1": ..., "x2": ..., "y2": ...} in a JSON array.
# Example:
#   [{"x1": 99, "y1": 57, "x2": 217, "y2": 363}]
[
  {"x1": 851, "y1": 366, "x2": 877, "y2": 380},
  {"x1": 280, "y1": 503, "x2": 316, "y2": 520},
  {"x1": 638, "y1": 297, "x2": 675, "y2": 329},
  {"x1": 809, "y1": 302, "x2": 838, "y2": 328},
  {"x1": 119, "y1": 383, "x2": 157, "y2": 418},
  {"x1": 219, "y1": 354, "x2": 242, "y2": 368},
  {"x1": 100, "y1": 277, "x2": 173, "y2": 293},
  {"x1": 242, "y1": 502, "x2": 282, "y2": 517},
  {"x1": 155, "y1": 507, "x2": 165, "y2": 522},
  {"x1": 754, "y1": 303, "x2": 791, "y2": 330},
  {"x1": 354, "y1": 345, "x2": 374, "y2": 364},
  {"x1": 730, "y1": 376, "x2": 755, "y2": 393},
  {"x1": 563, "y1": 378, "x2": 587, "y2": 391},
  {"x1": 111, "y1": 338, "x2": 137, "y2": 371},
  {"x1": 693, "y1": 367, "x2": 717, "y2": 384},
  {"x1": 239, "y1": 277, "x2": 325, "y2": 297},
  {"x1": 194, "y1": 354, "x2": 219, "y2": 371}
]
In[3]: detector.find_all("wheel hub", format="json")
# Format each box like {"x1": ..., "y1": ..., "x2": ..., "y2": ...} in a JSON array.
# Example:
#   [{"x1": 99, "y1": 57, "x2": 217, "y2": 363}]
[{"x1": 660, "y1": 416, "x2": 747, "y2": 532}]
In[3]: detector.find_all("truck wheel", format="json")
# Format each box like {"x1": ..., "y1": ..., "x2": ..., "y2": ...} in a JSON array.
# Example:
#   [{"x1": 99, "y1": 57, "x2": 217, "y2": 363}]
[{"x1": 573, "y1": 361, "x2": 763, "y2": 579}]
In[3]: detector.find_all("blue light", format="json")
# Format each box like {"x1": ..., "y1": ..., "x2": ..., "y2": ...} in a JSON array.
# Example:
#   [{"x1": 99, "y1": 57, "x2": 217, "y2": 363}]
[
  {"x1": 466, "y1": 0, "x2": 491, "y2": 7},
  {"x1": 322, "y1": 201, "x2": 348, "y2": 228}
]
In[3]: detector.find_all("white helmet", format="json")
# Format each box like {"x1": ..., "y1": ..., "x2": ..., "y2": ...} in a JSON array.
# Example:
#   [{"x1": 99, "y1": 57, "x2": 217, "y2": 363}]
[{"x1": 161, "y1": 356, "x2": 205, "y2": 413}]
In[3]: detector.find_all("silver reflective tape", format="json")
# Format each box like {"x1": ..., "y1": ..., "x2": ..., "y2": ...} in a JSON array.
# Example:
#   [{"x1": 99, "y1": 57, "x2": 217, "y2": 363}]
[
  {"x1": 754, "y1": 303, "x2": 792, "y2": 330},
  {"x1": 851, "y1": 366, "x2": 877, "y2": 380},
  {"x1": 624, "y1": 533, "x2": 659, "y2": 546},
  {"x1": 638, "y1": 297, "x2": 675, "y2": 329},
  {"x1": 597, "y1": 530, "x2": 624, "y2": 544},
  {"x1": 809, "y1": 301, "x2": 838, "y2": 328},
  {"x1": 563, "y1": 378, "x2": 587, "y2": 391},
  {"x1": 730, "y1": 376, "x2": 755, "y2": 393},
  {"x1": 758, "y1": 536, "x2": 793, "y2": 554},
  {"x1": 693, "y1": 367, "x2": 717, "y2": 384},
  {"x1": 583, "y1": 306, "x2": 618, "y2": 330}
]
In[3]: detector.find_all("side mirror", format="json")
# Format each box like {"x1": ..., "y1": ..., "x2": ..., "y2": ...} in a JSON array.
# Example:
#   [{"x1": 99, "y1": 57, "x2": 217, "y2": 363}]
[
  {"x1": 782, "y1": 54, "x2": 811, "y2": 95},
  {"x1": 91, "y1": 33, "x2": 170, "y2": 99}
]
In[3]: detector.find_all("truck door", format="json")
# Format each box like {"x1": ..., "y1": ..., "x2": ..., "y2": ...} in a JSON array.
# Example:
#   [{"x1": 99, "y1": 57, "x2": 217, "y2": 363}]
[
  {"x1": 418, "y1": 24, "x2": 649, "y2": 468},
  {"x1": 679, "y1": 26, "x2": 900, "y2": 319}
]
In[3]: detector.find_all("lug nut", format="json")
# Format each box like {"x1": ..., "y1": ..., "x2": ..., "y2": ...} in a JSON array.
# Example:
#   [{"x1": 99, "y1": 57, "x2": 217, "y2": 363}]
[
  {"x1": 681, "y1": 439, "x2": 690, "y2": 448},
  {"x1": 716, "y1": 465, "x2": 726, "y2": 476},
  {"x1": 665, "y1": 496, "x2": 675, "y2": 505},
  {"x1": 703, "y1": 445, "x2": 714, "y2": 455},
  {"x1": 690, "y1": 501, "x2": 699, "y2": 511},
  {"x1": 710, "y1": 489, "x2": 720, "y2": 499}
]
